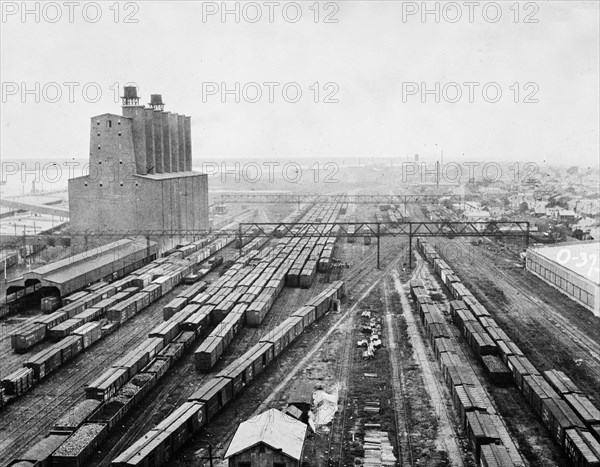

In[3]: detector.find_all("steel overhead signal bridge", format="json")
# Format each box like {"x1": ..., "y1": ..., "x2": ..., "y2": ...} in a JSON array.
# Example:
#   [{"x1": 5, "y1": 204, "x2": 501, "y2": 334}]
[
  {"x1": 217, "y1": 193, "x2": 461, "y2": 205},
  {"x1": 10, "y1": 220, "x2": 528, "y2": 268},
  {"x1": 238, "y1": 221, "x2": 530, "y2": 267}
]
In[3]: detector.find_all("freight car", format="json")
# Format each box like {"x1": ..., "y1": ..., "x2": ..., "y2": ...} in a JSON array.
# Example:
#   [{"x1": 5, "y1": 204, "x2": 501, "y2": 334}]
[
  {"x1": 110, "y1": 279, "x2": 345, "y2": 467},
  {"x1": 51, "y1": 423, "x2": 108, "y2": 467},
  {"x1": 7, "y1": 432, "x2": 70, "y2": 467},
  {"x1": 564, "y1": 428, "x2": 600, "y2": 467},
  {"x1": 418, "y1": 237, "x2": 600, "y2": 465}
]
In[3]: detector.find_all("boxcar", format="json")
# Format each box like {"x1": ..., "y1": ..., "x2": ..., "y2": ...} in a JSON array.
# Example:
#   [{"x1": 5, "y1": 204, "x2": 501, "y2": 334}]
[
  {"x1": 541, "y1": 398, "x2": 586, "y2": 448},
  {"x1": 149, "y1": 321, "x2": 180, "y2": 346},
  {"x1": 241, "y1": 342, "x2": 274, "y2": 376},
  {"x1": 565, "y1": 393, "x2": 600, "y2": 427},
  {"x1": 497, "y1": 339, "x2": 524, "y2": 365},
  {"x1": 465, "y1": 412, "x2": 502, "y2": 461},
  {"x1": 48, "y1": 319, "x2": 84, "y2": 341},
  {"x1": 72, "y1": 322, "x2": 102, "y2": 349},
  {"x1": 292, "y1": 306, "x2": 317, "y2": 329},
  {"x1": 1, "y1": 367, "x2": 34, "y2": 396},
  {"x1": 188, "y1": 377, "x2": 233, "y2": 420},
  {"x1": 182, "y1": 306, "x2": 213, "y2": 334},
  {"x1": 24, "y1": 346, "x2": 62, "y2": 380},
  {"x1": 544, "y1": 369, "x2": 582, "y2": 396},
  {"x1": 507, "y1": 355, "x2": 540, "y2": 391},
  {"x1": 155, "y1": 401, "x2": 207, "y2": 454},
  {"x1": 11, "y1": 323, "x2": 47, "y2": 353},
  {"x1": 85, "y1": 367, "x2": 129, "y2": 401},
  {"x1": 55, "y1": 335, "x2": 84, "y2": 363},
  {"x1": 194, "y1": 336, "x2": 224, "y2": 371},
  {"x1": 216, "y1": 356, "x2": 255, "y2": 397},
  {"x1": 564, "y1": 428, "x2": 600, "y2": 467},
  {"x1": 479, "y1": 444, "x2": 516, "y2": 467},
  {"x1": 452, "y1": 384, "x2": 488, "y2": 429},
  {"x1": 163, "y1": 297, "x2": 188, "y2": 320}
]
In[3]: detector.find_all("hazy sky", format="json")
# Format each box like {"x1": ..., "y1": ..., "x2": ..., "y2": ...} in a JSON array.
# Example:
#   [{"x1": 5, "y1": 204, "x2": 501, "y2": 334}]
[{"x1": 1, "y1": 1, "x2": 599, "y2": 166}]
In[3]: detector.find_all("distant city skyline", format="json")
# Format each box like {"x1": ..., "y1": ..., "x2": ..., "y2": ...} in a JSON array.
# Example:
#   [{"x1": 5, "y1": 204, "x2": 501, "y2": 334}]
[{"x1": 1, "y1": 1, "x2": 599, "y2": 166}]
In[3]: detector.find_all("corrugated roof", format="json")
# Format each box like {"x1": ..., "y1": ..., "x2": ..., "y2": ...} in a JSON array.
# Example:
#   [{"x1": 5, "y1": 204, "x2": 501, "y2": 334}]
[
  {"x1": 30, "y1": 239, "x2": 125, "y2": 275},
  {"x1": 224, "y1": 409, "x2": 307, "y2": 460},
  {"x1": 25, "y1": 238, "x2": 154, "y2": 286}
]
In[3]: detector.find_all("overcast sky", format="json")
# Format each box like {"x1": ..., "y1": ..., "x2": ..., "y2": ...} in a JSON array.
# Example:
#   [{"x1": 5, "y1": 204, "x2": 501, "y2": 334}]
[{"x1": 1, "y1": 1, "x2": 598, "y2": 166}]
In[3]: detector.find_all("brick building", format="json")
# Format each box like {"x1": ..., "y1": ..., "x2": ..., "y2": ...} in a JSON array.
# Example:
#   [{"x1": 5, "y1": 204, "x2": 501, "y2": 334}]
[{"x1": 68, "y1": 87, "x2": 208, "y2": 250}]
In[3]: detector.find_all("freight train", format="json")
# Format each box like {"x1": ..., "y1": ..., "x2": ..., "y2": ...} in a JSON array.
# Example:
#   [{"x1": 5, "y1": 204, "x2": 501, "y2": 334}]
[
  {"x1": 5, "y1": 203, "x2": 344, "y2": 466},
  {"x1": 1, "y1": 236, "x2": 232, "y2": 409},
  {"x1": 416, "y1": 238, "x2": 600, "y2": 466}
]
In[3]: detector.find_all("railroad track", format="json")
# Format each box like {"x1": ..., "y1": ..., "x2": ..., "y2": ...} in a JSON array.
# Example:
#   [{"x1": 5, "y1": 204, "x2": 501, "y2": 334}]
[
  {"x1": 93, "y1": 205, "x2": 338, "y2": 464},
  {"x1": 0, "y1": 295, "x2": 170, "y2": 462},
  {"x1": 325, "y1": 297, "x2": 354, "y2": 466},
  {"x1": 0, "y1": 338, "x2": 53, "y2": 381},
  {"x1": 382, "y1": 279, "x2": 415, "y2": 467},
  {"x1": 413, "y1": 258, "x2": 534, "y2": 465},
  {"x1": 94, "y1": 354, "x2": 212, "y2": 467},
  {"x1": 183, "y1": 237, "x2": 410, "y2": 465},
  {"x1": 398, "y1": 263, "x2": 465, "y2": 467},
  {"x1": 432, "y1": 237, "x2": 600, "y2": 401},
  {"x1": 322, "y1": 243, "x2": 409, "y2": 466},
  {"x1": 411, "y1": 206, "x2": 600, "y2": 399}
]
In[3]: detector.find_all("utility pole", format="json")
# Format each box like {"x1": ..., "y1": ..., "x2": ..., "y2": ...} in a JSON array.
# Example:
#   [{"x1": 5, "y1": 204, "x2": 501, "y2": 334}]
[{"x1": 199, "y1": 444, "x2": 216, "y2": 467}]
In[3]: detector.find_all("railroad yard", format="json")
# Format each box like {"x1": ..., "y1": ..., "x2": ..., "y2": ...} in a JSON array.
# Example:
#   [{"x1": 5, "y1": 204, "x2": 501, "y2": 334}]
[
  {"x1": 3, "y1": 1, "x2": 599, "y2": 465},
  {"x1": 1, "y1": 197, "x2": 599, "y2": 467}
]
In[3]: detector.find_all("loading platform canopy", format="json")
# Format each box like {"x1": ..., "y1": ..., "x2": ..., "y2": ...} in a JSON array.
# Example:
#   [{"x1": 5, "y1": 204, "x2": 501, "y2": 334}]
[{"x1": 22, "y1": 238, "x2": 157, "y2": 296}]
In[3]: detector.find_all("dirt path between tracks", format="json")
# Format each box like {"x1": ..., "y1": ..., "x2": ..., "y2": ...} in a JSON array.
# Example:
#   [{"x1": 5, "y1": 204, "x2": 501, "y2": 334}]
[
  {"x1": 252, "y1": 259, "x2": 398, "y2": 416},
  {"x1": 382, "y1": 281, "x2": 412, "y2": 466}
]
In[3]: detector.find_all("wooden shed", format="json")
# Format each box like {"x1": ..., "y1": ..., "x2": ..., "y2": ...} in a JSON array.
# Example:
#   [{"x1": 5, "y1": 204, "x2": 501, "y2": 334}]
[{"x1": 224, "y1": 409, "x2": 307, "y2": 467}]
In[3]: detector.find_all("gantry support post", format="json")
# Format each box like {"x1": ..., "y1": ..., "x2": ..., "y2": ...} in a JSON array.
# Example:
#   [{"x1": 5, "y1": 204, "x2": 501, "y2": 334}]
[
  {"x1": 409, "y1": 223, "x2": 413, "y2": 268},
  {"x1": 377, "y1": 222, "x2": 381, "y2": 269}
]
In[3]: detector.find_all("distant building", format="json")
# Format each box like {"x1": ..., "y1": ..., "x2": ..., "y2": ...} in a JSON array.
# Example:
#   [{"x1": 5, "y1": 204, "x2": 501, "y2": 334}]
[
  {"x1": 554, "y1": 210, "x2": 578, "y2": 223},
  {"x1": 509, "y1": 192, "x2": 535, "y2": 209},
  {"x1": 487, "y1": 206, "x2": 505, "y2": 218},
  {"x1": 526, "y1": 241, "x2": 600, "y2": 316},
  {"x1": 225, "y1": 409, "x2": 307, "y2": 467},
  {"x1": 464, "y1": 210, "x2": 491, "y2": 222},
  {"x1": 68, "y1": 86, "x2": 209, "y2": 251}
]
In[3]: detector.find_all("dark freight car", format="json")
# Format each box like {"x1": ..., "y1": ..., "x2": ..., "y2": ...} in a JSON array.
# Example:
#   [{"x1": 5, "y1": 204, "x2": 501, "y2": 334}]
[{"x1": 188, "y1": 376, "x2": 233, "y2": 420}]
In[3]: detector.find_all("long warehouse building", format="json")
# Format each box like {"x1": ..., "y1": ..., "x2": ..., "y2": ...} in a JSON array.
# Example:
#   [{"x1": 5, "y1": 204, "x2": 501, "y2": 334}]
[
  {"x1": 526, "y1": 241, "x2": 600, "y2": 316},
  {"x1": 10, "y1": 238, "x2": 158, "y2": 299}
]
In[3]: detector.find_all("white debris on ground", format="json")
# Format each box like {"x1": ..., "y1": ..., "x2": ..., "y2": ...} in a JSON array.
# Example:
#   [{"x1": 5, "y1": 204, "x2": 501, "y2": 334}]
[
  {"x1": 357, "y1": 309, "x2": 383, "y2": 359},
  {"x1": 312, "y1": 383, "x2": 340, "y2": 429}
]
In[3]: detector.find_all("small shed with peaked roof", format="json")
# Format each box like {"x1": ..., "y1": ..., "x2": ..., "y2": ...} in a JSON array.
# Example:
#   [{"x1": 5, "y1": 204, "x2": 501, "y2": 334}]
[{"x1": 224, "y1": 408, "x2": 307, "y2": 467}]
